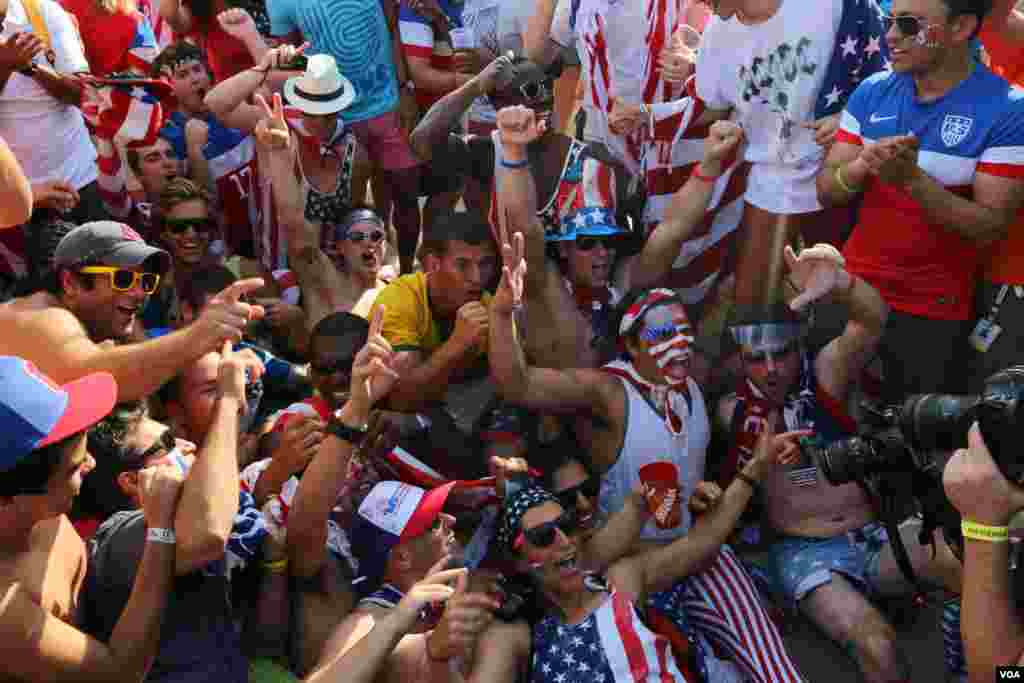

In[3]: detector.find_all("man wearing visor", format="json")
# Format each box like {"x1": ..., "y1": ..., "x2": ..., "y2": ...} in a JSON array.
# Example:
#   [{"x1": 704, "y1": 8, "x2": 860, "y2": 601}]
[
  {"x1": 0, "y1": 220, "x2": 263, "y2": 401},
  {"x1": 718, "y1": 243, "x2": 962, "y2": 683}
]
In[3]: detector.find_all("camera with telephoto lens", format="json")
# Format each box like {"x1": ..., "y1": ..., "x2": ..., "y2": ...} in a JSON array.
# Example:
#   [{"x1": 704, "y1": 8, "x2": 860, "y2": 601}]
[
  {"x1": 804, "y1": 366, "x2": 1024, "y2": 562},
  {"x1": 814, "y1": 366, "x2": 1024, "y2": 487}
]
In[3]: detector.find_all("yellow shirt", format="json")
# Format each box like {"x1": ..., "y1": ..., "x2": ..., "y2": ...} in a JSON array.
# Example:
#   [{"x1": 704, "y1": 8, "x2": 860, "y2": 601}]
[{"x1": 372, "y1": 272, "x2": 492, "y2": 354}]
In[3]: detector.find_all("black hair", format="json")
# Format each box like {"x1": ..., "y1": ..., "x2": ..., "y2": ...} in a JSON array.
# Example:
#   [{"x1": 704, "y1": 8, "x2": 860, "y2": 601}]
[
  {"x1": 177, "y1": 263, "x2": 237, "y2": 312},
  {"x1": 417, "y1": 211, "x2": 496, "y2": 261},
  {"x1": 21, "y1": 218, "x2": 78, "y2": 297},
  {"x1": 0, "y1": 433, "x2": 78, "y2": 499},
  {"x1": 488, "y1": 57, "x2": 560, "y2": 109},
  {"x1": 939, "y1": 0, "x2": 992, "y2": 37},
  {"x1": 77, "y1": 402, "x2": 149, "y2": 519},
  {"x1": 310, "y1": 312, "x2": 371, "y2": 358}
]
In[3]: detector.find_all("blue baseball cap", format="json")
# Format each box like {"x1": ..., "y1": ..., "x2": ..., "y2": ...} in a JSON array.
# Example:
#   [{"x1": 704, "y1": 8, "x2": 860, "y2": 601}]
[
  {"x1": 0, "y1": 357, "x2": 117, "y2": 472},
  {"x1": 348, "y1": 480, "x2": 456, "y2": 597}
]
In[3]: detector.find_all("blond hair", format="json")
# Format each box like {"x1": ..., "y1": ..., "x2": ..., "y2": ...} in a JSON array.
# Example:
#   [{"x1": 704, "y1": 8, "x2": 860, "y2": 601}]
[
  {"x1": 97, "y1": 0, "x2": 137, "y2": 14},
  {"x1": 157, "y1": 177, "x2": 211, "y2": 215}
]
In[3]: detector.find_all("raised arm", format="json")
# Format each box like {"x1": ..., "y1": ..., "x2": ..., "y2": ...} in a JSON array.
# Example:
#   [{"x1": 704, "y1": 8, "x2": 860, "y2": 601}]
[
  {"x1": 0, "y1": 134, "x2": 31, "y2": 228},
  {"x1": 410, "y1": 55, "x2": 512, "y2": 161},
  {"x1": 782, "y1": 244, "x2": 888, "y2": 403},
  {"x1": 629, "y1": 120, "x2": 744, "y2": 288},
  {"x1": 288, "y1": 306, "x2": 401, "y2": 579},
  {"x1": 0, "y1": 466, "x2": 183, "y2": 682},
  {"x1": 580, "y1": 484, "x2": 650, "y2": 570},
  {"x1": 172, "y1": 342, "x2": 253, "y2": 575},
  {"x1": 159, "y1": 0, "x2": 194, "y2": 35},
  {"x1": 204, "y1": 43, "x2": 307, "y2": 132},
  {"x1": 522, "y1": 0, "x2": 563, "y2": 67},
  {"x1": 254, "y1": 92, "x2": 317, "y2": 254},
  {"x1": 489, "y1": 215, "x2": 613, "y2": 418}
]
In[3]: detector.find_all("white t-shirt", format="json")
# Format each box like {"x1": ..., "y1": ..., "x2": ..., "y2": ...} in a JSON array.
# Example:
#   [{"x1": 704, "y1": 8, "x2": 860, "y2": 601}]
[
  {"x1": 462, "y1": 0, "x2": 499, "y2": 125},
  {"x1": 696, "y1": 0, "x2": 842, "y2": 214},
  {"x1": 0, "y1": 0, "x2": 97, "y2": 189},
  {"x1": 550, "y1": 0, "x2": 686, "y2": 173}
]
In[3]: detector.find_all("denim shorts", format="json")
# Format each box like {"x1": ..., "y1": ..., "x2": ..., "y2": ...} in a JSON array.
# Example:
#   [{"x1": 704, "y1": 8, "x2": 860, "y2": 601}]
[{"x1": 766, "y1": 522, "x2": 889, "y2": 604}]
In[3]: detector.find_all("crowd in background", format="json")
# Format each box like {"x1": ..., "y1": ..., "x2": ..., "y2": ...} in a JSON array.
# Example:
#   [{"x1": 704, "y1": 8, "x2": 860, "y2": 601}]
[{"x1": 0, "y1": 0, "x2": 1023, "y2": 681}]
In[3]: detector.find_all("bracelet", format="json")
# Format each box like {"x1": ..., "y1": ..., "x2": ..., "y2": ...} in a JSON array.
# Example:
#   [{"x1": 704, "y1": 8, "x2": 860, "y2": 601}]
[
  {"x1": 834, "y1": 165, "x2": 862, "y2": 194},
  {"x1": 146, "y1": 527, "x2": 176, "y2": 545},
  {"x1": 326, "y1": 418, "x2": 369, "y2": 445},
  {"x1": 962, "y1": 519, "x2": 1010, "y2": 543},
  {"x1": 500, "y1": 156, "x2": 530, "y2": 170},
  {"x1": 693, "y1": 164, "x2": 721, "y2": 183},
  {"x1": 262, "y1": 558, "x2": 289, "y2": 574},
  {"x1": 735, "y1": 471, "x2": 761, "y2": 493}
]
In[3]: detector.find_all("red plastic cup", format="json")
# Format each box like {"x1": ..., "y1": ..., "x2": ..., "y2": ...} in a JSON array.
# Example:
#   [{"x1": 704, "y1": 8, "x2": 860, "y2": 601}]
[{"x1": 639, "y1": 461, "x2": 683, "y2": 529}]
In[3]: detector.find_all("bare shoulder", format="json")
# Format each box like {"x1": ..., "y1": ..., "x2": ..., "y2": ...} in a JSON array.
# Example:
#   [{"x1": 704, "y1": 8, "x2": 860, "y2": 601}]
[{"x1": 0, "y1": 294, "x2": 86, "y2": 346}]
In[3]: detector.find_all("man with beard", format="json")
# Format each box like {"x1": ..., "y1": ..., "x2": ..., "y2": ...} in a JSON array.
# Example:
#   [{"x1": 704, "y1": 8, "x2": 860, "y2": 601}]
[
  {"x1": 488, "y1": 221, "x2": 804, "y2": 683},
  {"x1": 0, "y1": 221, "x2": 263, "y2": 401},
  {"x1": 718, "y1": 244, "x2": 963, "y2": 683},
  {"x1": 257, "y1": 90, "x2": 394, "y2": 325},
  {"x1": 495, "y1": 104, "x2": 743, "y2": 369}
]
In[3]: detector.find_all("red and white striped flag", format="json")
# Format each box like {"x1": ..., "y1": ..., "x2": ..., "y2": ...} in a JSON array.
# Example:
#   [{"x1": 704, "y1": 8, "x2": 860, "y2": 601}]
[{"x1": 81, "y1": 75, "x2": 173, "y2": 148}]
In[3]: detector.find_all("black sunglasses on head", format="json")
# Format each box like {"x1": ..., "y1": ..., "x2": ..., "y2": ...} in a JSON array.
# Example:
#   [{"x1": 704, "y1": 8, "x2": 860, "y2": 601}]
[
  {"x1": 520, "y1": 81, "x2": 553, "y2": 102},
  {"x1": 124, "y1": 428, "x2": 176, "y2": 471},
  {"x1": 556, "y1": 477, "x2": 601, "y2": 510},
  {"x1": 515, "y1": 510, "x2": 575, "y2": 550},
  {"x1": 347, "y1": 229, "x2": 386, "y2": 244},
  {"x1": 164, "y1": 216, "x2": 215, "y2": 235},
  {"x1": 881, "y1": 13, "x2": 932, "y2": 37}
]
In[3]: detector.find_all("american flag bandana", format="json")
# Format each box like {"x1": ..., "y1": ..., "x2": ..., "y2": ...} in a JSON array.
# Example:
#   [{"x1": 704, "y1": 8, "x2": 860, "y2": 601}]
[
  {"x1": 80, "y1": 74, "x2": 174, "y2": 148},
  {"x1": 617, "y1": 288, "x2": 683, "y2": 337}
]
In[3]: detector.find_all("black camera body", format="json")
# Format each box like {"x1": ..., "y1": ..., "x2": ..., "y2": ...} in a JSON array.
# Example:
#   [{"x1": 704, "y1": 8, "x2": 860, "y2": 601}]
[{"x1": 805, "y1": 365, "x2": 1024, "y2": 560}]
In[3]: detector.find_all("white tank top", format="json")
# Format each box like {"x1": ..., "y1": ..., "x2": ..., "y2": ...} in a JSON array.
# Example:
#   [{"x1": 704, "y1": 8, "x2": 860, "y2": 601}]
[{"x1": 598, "y1": 375, "x2": 710, "y2": 542}]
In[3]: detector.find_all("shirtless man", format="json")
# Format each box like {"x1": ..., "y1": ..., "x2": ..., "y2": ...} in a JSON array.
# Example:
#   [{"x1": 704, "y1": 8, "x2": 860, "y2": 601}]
[
  {"x1": 257, "y1": 92, "x2": 392, "y2": 325},
  {"x1": 718, "y1": 244, "x2": 961, "y2": 683},
  {"x1": 0, "y1": 356, "x2": 184, "y2": 682},
  {"x1": 0, "y1": 220, "x2": 263, "y2": 401}
]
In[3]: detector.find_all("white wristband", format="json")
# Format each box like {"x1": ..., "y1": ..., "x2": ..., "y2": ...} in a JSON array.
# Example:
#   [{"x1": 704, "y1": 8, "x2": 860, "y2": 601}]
[{"x1": 147, "y1": 527, "x2": 176, "y2": 545}]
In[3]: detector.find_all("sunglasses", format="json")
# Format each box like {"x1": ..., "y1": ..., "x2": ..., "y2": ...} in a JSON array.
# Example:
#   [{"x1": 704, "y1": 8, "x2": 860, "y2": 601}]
[
  {"x1": 124, "y1": 428, "x2": 177, "y2": 470},
  {"x1": 742, "y1": 340, "x2": 800, "y2": 364},
  {"x1": 310, "y1": 356, "x2": 355, "y2": 376},
  {"x1": 347, "y1": 229, "x2": 386, "y2": 244},
  {"x1": 520, "y1": 81, "x2": 552, "y2": 102},
  {"x1": 164, "y1": 216, "x2": 215, "y2": 235},
  {"x1": 576, "y1": 236, "x2": 616, "y2": 252},
  {"x1": 514, "y1": 510, "x2": 575, "y2": 550},
  {"x1": 78, "y1": 266, "x2": 161, "y2": 294},
  {"x1": 881, "y1": 13, "x2": 935, "y2": 37},
  {"x1": 555, "y1": 476, "x2": 601, "y2": 510}
]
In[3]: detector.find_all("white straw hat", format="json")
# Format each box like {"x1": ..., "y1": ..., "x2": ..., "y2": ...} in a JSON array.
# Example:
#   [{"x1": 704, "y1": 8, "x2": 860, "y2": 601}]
[{"x1": 283, "y1": 54, "x2": 356, "y2": 115}]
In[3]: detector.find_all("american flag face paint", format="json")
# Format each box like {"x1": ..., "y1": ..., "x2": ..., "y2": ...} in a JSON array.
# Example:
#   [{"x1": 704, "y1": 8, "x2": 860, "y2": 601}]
[{"x1": 638, "y1": 304, "x2": 693, "y2": 386}]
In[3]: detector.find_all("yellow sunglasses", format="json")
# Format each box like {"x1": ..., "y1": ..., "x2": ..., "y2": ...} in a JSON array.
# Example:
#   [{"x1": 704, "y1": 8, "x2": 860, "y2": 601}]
[{"x1": 79, "y1": 266, "x2": 161, "y2": 294}]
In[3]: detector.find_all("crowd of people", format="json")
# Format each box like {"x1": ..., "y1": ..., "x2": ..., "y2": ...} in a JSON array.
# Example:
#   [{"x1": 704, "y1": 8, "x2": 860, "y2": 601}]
[{"x1": 1, "y1": 0, "x2": 1024, "y2": 681}]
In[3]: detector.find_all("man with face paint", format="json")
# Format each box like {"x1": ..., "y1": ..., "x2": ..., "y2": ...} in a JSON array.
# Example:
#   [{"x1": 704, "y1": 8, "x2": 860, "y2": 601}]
[
  {"x1": 719, "y1": 243, "x2": 964, "y2": 683},
  {"x1": 489, "y1": 230, "x2": 805, "y2": 683},
  {"x1": 497, "y1": 104, "x2": 744, "y2": 369},
  {"x1": 76, "y1": 343, "x2": 285, "y2": 683},
  {"x1": 818, "y1": 0, "x2": 1024, "y2": 402}
]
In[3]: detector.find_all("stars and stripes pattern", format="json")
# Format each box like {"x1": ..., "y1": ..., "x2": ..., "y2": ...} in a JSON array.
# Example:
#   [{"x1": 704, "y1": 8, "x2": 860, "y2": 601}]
[
  {"x1": 640, "y1": 78, "x2": 748, "y2": 304},
  {"x1": 80, "y1": 75, "x2": 173, "y2": 148},
  {"x1": 124, "y1": 14, "x2": 159, "y2": 73},
  {"x1": 204, "y1": 122, "x2": 261, "y2": 260},
  {"x1": 684, "y1": 546, "x2": 805, "y2": 683},
  {"x1": 531, "y1": 590, "x2": 691, "y2": 683},
  {"x1": 814, "y1": 0, "x2": 889, "y2": 120}
]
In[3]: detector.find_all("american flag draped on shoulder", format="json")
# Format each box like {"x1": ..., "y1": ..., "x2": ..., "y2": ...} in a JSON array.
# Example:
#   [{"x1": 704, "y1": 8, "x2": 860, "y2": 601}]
[{"x1": 814, "y1": 0, "x2": 889, "y2": 120}]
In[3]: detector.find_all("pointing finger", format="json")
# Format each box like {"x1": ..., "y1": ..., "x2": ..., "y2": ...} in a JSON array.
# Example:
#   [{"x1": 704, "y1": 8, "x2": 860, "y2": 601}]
[{"x1": 215, "y1": 278, "x2": 265, "y2": 304}]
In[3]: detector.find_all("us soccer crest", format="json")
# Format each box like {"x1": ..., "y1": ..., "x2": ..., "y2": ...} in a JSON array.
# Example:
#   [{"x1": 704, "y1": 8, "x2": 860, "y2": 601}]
[{"x1": 941, "y1": 114, "x2": 973, "y2": 148}]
